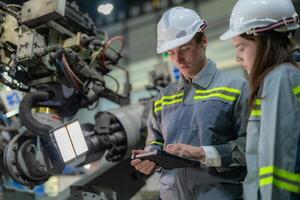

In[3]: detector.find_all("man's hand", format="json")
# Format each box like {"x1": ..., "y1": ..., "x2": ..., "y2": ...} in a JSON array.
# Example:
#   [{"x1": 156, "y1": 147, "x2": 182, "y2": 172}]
[
  {"x1": 165, "y1": 144, "x2": 206, "y2": 162},
  {"x1": 130, "y1": 149, "x2": 157, "y2": 175}
]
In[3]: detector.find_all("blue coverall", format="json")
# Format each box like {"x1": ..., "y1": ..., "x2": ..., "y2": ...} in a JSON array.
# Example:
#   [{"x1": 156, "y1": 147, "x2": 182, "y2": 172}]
[
  {"x1": 244, "y1": 63, "x2": 300, "y2": 200},
  {"x1": 145, "y1": 60, "x2": 249, "y2": 200}
]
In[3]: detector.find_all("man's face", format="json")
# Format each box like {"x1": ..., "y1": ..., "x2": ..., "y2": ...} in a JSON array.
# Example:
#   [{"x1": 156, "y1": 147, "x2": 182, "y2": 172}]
[
  {"x1": 232, "y1": 35, "x2": 257, "y2": 74},
  {"x1": 167, "y1": 36, "x2": 207, "y2": 79}
]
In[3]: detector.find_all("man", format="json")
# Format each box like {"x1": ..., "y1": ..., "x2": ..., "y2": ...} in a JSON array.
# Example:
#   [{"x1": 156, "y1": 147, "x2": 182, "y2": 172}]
[{"x1": 131, "y1": 6, "x2": 248, "y2": 200}]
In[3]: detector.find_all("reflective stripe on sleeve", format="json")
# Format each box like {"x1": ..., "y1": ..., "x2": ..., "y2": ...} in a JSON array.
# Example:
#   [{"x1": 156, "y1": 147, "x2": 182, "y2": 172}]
[
  {"x1": 292, "y1": 85, "x2": 300, "y2": 95},
  {"x1": 259, "y1": 165, "x2": 300, "y2": 193},
  {"x1": 260, "y1": 176, "x2": 300, "y2": 193},
  {"x1": 146, "y1": 139, "x2": 164, "y2": 146},
  {"x1": 292, "y1": 85, "x2": 300, "y2": 101},
  {"x1": 250, "y1": 99, "x2": 262, "y2": 117},
  {"x1": 250, "y1": 110, "x2": 261, "y2": 117}
]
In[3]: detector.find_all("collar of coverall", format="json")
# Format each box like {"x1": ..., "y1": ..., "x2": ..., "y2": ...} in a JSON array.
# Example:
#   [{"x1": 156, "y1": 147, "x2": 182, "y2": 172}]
[{"x1": 176, "y1": 59, "x2": 217, "y2": 91}]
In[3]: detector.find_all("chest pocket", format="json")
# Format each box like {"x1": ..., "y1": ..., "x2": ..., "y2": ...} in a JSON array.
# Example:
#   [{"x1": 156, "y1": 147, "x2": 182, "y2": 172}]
[
  {"x1": 197, "y1": 99, "x2": 232, "y2": 131},
  {"x1": 161, "y1": 103, "x2": 198, "y2": 144},
  {"x1": 170, "y1": 103, "x2": 195, "y2": 129},
  {"x1": 193, "y1": 86, "x2": 240, "y2": 144},
  {"x1": 194, "y1": 99, "x2": 234, "y2": 145}
]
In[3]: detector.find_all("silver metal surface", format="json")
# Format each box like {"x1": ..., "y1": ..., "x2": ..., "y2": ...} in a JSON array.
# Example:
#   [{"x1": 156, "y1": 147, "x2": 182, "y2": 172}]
[
  {"x1": 21, "y1": 0, "x2": 66, "y2": 27},
  {"x1": 17, "y1": 30, "x2": 46, "y2": 63},
  {"x1": 107, "y1": 103, "x2": 145, "y2": 156}
]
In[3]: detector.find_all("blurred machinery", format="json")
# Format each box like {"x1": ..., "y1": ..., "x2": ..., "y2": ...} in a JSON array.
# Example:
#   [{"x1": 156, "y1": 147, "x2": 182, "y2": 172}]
[{"x1": 0, "y1": 0, "x2": 154, "y2": 199}]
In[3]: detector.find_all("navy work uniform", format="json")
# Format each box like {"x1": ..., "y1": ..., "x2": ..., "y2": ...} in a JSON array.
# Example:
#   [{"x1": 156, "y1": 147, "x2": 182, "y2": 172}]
[
  {"x1": 244, "y1": 63, "x2": 300, "y2": 200},
  {"x1": 146, "y1": 60, "x2": 249, "y2": 200}
]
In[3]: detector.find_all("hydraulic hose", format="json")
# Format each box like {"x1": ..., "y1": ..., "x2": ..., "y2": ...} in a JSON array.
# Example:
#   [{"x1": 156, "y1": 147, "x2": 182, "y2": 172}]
[{"x1": 19, "y1": 91, "x2": 53, "y2": 136}]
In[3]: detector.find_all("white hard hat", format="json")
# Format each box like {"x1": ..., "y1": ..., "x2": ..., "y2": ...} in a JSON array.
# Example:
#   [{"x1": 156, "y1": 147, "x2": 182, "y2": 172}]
[
  {"x1": 220, "y1": 0, "x2": 300, "y2": 40},
  {"x1": 157, "y1": 6, "x2": 207, "y2": 54}
]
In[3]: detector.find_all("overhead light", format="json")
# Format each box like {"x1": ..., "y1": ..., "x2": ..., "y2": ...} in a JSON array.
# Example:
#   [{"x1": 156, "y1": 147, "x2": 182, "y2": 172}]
[{"x1": 98, "y1": 3, "x2": 114, "y2": 15}]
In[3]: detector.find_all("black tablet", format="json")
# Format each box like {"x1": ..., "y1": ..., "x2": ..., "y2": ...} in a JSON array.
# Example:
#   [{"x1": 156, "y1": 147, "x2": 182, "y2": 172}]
[{"x1": 132, "y1": 150, "x2": 201, "y2": 169}]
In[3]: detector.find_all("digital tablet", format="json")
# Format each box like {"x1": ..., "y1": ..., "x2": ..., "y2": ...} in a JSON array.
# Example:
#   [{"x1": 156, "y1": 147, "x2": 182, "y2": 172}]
[{"x1": 132, "y1": 150, "x2": 201, "y2": 169}]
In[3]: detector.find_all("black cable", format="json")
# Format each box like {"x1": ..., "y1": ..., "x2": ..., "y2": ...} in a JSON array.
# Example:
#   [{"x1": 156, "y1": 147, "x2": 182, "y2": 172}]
[
  {"x1": 87, "y1": 99, "x2": 99, "y2": 111},
  {"x1": 104, "y1": 74, "x2": 120, "y2": 94},
  {"x1": 19, "y1": 91, "x2": 53, "y2": 136}
]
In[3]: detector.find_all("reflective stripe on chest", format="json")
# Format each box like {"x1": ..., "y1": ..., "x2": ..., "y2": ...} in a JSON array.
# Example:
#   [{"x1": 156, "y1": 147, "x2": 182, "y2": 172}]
[{"x1": 154, "y1": 86, "x2": 241, "y2": 114}]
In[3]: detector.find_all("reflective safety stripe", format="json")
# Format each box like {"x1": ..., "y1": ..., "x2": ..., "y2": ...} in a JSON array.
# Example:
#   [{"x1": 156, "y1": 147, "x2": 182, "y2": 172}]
[
  {"x1": 255, "y1": 99, "x2": 262, "y2": 105},
  {"x1": 155, "y1": 87, "x2": 241, "y2": 113},
  {"x1": 292, "y1": 85, "x2": 300, "y2": 102},
  {"x1": 158, "y1": 99, "x2": 182, "y2": 106},
  {"x1": 154, "y1": 106, "x2": 163, "y2": 113},
  {"x1": 292, "y1": 85, "x2": 300, "y2": 95},
  {"x1": 147, "y1": 140, "x2": 164, "y2": 146},
  {"x1": 195, "y1": 87, "x2": 241, "y2": 95},
  {"x1": 250, "y1": 110, "x2": 261, "y2": 117},
  {"x1": 259, "y1": 166, "x2": 300, "y2": 193},
  {"x1": 154, "y1": 92, "x2": 184, "y2": 113},
  {"x1": 260, "y1": 177, "x2": 300, "y2": 193},
  {"x1": 194, "y1": 87, "x2": 240, "y2": 102},
  {"x1": 260, "y1": 166, "x2": 300, "y2": 183},
  {"x1": 250, "y1": 99, "x2": 262, "y2": 117},
  {"x1": 194, "y1": 93, "x2": 236, "y2": 101},
  {"x1": 154, "y1": 92, "x2": 184, "y2": 107}
]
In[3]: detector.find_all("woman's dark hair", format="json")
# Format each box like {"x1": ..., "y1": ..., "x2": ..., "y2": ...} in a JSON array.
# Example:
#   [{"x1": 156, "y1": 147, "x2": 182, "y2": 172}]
[{"x1": 242, "y1": 31, "x2": 296, "y2": 106}]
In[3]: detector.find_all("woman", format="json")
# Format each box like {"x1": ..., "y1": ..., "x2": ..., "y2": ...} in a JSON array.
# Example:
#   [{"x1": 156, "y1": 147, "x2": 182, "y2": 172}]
[{"x1": 220, "y1": 0, "x2": 300, "y2": 199}]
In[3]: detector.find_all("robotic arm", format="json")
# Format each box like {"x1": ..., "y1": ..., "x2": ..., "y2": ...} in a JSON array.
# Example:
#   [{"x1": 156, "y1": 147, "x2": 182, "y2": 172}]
[
  {"x1": 0, "y1": 0, "x2": 147, "y2": 194},
  {"x1": 3, "y1": 102, "x2": 146, "y2": 189}
]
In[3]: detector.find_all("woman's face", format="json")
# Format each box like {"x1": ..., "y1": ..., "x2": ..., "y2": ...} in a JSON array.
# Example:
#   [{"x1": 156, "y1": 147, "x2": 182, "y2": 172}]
[{"x1": 232, "y1": 35, "x2": 257, "y2": 74}]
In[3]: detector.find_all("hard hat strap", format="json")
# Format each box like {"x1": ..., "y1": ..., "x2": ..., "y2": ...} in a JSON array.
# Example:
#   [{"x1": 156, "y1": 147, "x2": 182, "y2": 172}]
[
  {"x1": 198, "y1": 20, "x2": 208, "y2": 33},
  {"x1": 247, "y1": 15, "x2": 299, "y2": 34}
]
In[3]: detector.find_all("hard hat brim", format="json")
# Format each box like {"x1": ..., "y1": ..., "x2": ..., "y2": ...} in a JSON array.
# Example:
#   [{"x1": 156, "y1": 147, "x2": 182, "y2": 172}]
[
  {"x1": 220, "y1": 24, "x2": 300, "y2": 40},
  {"x1": 157, "y1": 34, "x2": 194, "y2": 54},
  {"x1": 219, "y1": 29, "x2": 241, "y2": 40},
  {"x1": 276, "y1": 24, "x2": 300, "y2": 32}
]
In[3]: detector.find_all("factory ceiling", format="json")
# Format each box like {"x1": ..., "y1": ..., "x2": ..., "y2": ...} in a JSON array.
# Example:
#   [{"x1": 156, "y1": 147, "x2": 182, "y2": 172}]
[{"x1": 1, "y1": 0, "x2": 195, "y2": 27}]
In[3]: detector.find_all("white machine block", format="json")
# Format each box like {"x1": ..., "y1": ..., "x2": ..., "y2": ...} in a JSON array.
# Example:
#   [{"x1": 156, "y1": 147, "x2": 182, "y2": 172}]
[
  {"x1": 52, "y1": 120, "x2": 88, "y2": 164},
  {"x1": 66, "y1": 121, "x2": 88, "y2": 156}
]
